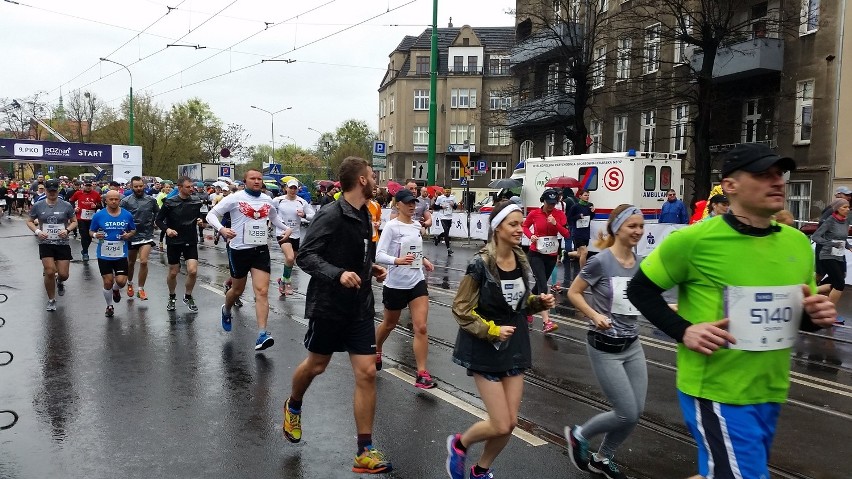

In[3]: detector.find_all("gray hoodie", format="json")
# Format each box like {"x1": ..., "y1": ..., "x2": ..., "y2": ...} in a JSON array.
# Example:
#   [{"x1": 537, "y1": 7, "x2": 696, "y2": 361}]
[{"x1": 812, "y1": 214, "x2": 851, "y2": 261}]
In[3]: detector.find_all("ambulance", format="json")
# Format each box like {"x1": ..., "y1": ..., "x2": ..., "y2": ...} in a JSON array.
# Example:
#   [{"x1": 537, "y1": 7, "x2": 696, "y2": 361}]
[{"x1": 515, "y1": 151, "x2": 684, "y2": 253}]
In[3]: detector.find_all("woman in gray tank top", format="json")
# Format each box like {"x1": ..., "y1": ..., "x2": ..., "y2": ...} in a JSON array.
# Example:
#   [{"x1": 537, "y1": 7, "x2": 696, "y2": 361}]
[{"x1": 564, "y1": 204, "x2": 648, "y2": 479}]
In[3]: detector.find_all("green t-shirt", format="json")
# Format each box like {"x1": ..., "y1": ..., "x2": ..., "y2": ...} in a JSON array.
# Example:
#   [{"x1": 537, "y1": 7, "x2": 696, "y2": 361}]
[{"x1": 640, "y1": 216, "x2": 815, "y2": 404}]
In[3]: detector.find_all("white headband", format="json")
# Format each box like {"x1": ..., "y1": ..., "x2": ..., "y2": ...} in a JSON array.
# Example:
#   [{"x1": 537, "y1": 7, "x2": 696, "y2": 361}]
[
  {"x1": 611, "y1": 206, "x2": 643, "y2": 233},
  {"x1": 490, "y1": 204, "x2": 522, "y2": 231}
]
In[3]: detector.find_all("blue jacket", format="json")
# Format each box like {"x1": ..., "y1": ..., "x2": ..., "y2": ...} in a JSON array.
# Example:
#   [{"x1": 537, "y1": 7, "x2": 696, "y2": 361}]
[{"x1": 660, "y1": 199, "x2": 688, "y2": 224}]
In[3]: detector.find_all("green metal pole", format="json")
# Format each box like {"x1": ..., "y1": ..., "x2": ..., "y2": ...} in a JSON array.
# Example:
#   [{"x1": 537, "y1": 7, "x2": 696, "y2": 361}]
[
  {"x1": 129, "y1": 86, "x2": 134, "y2": 145},
  {"x1": 427, "y1": 0, "x2": 438, "y2": 185}
]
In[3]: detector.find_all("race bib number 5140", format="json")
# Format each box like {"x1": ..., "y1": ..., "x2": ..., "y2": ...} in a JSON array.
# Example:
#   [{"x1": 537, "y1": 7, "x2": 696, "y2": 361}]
[{"x1": 724, "y1": 285, "x2": 803, "y2": 351}]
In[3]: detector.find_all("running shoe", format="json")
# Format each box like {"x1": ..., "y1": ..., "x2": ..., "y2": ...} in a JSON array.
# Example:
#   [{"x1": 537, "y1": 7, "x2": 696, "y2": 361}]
[
  {"x1": 183, "y1": 296, "x2": 198, "y2": 312},
  {"x1": 543, "y1": 321, "x2": 559, "y2": 333},
  {"x1": 282, "y1": 399, "x2": 302, "y2": 443},
  {"x1": 447, "y1": 249, "x2": 454, "y2": 256},
  {"x1": 46, "y1": 299, "x2": 57, "y2": 311},
  {"x1": 137, "y1": 288, "x2": 148, "y2": 301},
  {"x1": 234, "y1": 297, "x2": 243, "y2": 308},
  {"x1": 255, "y1": 331, "x2": 274, "y2": 351},
  {"x1": 835, "y1": 316, "x2": 846, "y2": 326},
  {"x1": 375, "y1": 351, "x2": 383, "y2": 371},
  {"x1": 56, "y1": 280, "x2": 65, "y2": 296},
  {"x1": 415, "y1": 370, "x2": 437, "y2": 389},
  {"x1": 127, "y1": 284, "x2": 134, "y2": 298},
  {"x1": 445, "y1": 434, "x2": 466, "y2": 479},
  {"x1": 166, "y1": 297, "x2": 176, "y2": 311},
  {"x1": 470, "y1": 465, "x2": 495, "y2": 479},
  {"x1": 105, "y1": 305, "x2": 114, "y2": 317},
  {"x1": 82, "y1": 252, "x2": 89, "y2": 262},
  {"x1": 565, "y1": 426, "x2": 589, "y2": 471},
  {"x1": 277, "y1": 278, "x2": 286, "y2": 296},
  {"x1": 220, "y1": 304, "x2": 232, "y2": 332},
  {"x1": 352, "y1": 445, "x2": 392, "y2": 474},
  {"x1": 112, "y1": 289, "x2": 121, "y2": 304},
  {"x1": 588, "y1": 454, "x2": 627, "y2": 479}
]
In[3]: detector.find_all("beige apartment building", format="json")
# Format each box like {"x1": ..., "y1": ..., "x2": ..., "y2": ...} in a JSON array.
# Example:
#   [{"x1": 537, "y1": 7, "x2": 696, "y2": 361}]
[
  {"x1": 377, "y1": 24, "x2": 514, "y2": 203},
  {"x1": 511, "y1": 0, "x2": 843, "y2": 221}
]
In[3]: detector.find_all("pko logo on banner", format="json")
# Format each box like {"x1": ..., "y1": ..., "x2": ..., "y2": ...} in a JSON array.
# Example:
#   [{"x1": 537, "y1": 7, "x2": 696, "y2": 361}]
[{"x1": 14, "y1": 143, "x2": 43, "y2": 157}]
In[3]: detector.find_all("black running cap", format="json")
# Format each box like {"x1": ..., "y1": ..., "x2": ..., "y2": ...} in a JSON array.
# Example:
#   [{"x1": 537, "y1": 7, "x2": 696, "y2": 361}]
[{"x1": 721, "y1": 143, "x2": 795, "y2": 177}]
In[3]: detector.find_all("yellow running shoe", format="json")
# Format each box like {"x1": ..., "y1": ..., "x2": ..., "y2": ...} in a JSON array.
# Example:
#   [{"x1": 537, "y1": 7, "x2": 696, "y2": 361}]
[
  {"x1": 282, "y1": 399, "x2": 301, "y2": 443},
  {"x1": 352, "y1": 446, "x2": 392, "y2": 474}
]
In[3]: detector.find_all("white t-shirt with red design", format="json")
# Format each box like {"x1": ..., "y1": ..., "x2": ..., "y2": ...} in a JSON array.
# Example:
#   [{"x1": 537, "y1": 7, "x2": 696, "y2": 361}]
[{"x1": 206, "y1": 190, "x2": 288, "y2": 250}]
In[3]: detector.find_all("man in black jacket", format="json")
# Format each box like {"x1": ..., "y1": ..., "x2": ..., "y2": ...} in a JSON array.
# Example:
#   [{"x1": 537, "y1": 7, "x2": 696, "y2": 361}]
[{"x1": 282, "y1": 156, "x2": 392, "y2": 474}]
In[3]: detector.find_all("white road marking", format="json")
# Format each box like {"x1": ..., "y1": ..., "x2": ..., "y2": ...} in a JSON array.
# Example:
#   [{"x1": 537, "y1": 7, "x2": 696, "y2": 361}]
[{"x1": 382, "y1": 367, "x2": 548, "y2": 447}]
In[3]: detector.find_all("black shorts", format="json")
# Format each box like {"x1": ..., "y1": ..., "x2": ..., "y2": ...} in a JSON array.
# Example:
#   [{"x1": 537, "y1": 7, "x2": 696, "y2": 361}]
[
  {"x1": 382, "y1": 280, "x2": 428, "y2": 310},
  {"x1": 166, "y1": 242, "x2": 199, "y2": 265},
  {"x1": 227, "y1": 245, "x2": 271, "y2": 279},
  {"x1": 129, "y1": 240, "x2": 155, "y2": 251},
  {"x1": 98, "y1": 258, "x2": 129, "y2": 277},
  {"x1": 276, "y1": 236, "x2": 300, "y2": 252},
  {"x1": 304, "y1": 317, "x2": 376, "y2": 355},
  {"x1": 820, "y1": 259, "x2": 847, "y2": 291},
  {"x1": 38, "y1": 244, "x2": 72, "y2": 261},
  {"x1": 573, "y1": 238, "x2": 590, "y2": 248}
]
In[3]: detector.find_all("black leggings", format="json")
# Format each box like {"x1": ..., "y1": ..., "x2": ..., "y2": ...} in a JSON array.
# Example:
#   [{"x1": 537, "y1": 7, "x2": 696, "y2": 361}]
[
  {"x1": 820, "y1": 258, "x2": 847, "y2": 291},
  {"x1": 79, "y1": 220, "x2": 93, "y2": 253},
  {"x1": 528, "y1": 251, "x2": 558, "y2": 295},
  {"x1": 439, "y1": 219, "x2": 452, "y2": 248}
]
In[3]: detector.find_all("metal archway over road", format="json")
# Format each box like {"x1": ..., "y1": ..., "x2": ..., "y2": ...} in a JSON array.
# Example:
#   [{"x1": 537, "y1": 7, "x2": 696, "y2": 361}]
[{"x1": 0, "y1": 138, "x2": 142, "y2": 178}]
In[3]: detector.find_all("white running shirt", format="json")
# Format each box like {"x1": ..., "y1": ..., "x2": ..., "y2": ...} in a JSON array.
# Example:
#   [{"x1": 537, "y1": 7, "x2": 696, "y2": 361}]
[
  {"x1": 206, "y1": 190, "x2": 289, "y2": 250},
  {"x1": 273, "y1": 195, "x2": 315, "y2": 238},
  {"x1": 375, "y1": 218, "x2": 426, "y2": 289}
]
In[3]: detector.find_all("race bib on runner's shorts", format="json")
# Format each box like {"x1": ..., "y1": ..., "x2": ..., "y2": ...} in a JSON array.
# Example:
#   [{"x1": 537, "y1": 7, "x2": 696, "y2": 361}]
[{"x1": 724, "y1": 285, "x2": 803, "y2": 351}]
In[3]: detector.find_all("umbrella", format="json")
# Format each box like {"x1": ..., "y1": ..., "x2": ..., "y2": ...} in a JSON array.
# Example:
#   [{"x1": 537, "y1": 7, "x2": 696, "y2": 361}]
[
  {"x1": 386, "y1": 181, "x2": 403, "y2": 195},
  {"x1": 426, "y1": 185, "x2": 444, "y2": 197},
  {"x1": 316, "y1": 180, "x2": 334, "y2": 188},
  {"x1": 212, "y1": 181, "x2": 229, "y2": 188},
  {"x1": 545, "y1": 176, "x2": 581, "y2": 188},
  {"x1": 281, "y1": 175, "x2": 297, "y2": 184},
  {"x1": 334, "y1": 181, "x2": 341, "y2": 188},
  {"x1": 262, "y1": 175, "x2": 278, "y2": 181},
  {"x1": 113, "y1": 177, "x2": 128, "y2": 184},
  {"x1": 264, "y1": 182, "x2": 280, "y2": 191},
  {"x1": 488, "y1": 178, "x2": 521, "y2": 189},
  {"x1": 217, "y1": 176, "x2": 234, "y2": 183}
]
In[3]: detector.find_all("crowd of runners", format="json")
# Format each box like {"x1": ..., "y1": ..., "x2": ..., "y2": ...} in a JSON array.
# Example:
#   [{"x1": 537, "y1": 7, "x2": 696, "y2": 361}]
[{"x1": 11, "y1": 144, "x2": 843, "y2": 478}]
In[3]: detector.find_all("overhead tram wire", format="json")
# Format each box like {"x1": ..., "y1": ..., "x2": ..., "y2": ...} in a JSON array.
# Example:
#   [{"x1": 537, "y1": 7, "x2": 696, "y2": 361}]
[{"x1": 142, "y1": 0, "x2": 417, "y2": 100}]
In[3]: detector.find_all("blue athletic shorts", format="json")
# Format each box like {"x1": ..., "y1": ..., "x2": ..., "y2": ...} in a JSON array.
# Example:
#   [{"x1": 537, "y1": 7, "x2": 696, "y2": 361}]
[{"x1": 678, "y1": 390, "x2": 780, "y2": 479}]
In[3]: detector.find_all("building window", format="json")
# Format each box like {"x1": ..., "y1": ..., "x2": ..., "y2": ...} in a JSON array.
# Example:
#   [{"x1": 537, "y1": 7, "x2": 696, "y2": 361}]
[
  {"x1": 488, "y1": 127, "x2": 510, "y2": 146},
  {"x1": 450, "y1": 160, "x2": 461, "y2": 180},
  {"x1": 413, "y1": 89, "x2": 429, "y2": 110},
  {"x1": 795, "y1": 80, "x2": 814, "y2": 144},
  {"x1": 450, "y1": 88, "x2": 477, "y2": 109},
  {"x1": 660, "y1": 166, "x2": 672, "y2": 191},
  {"x1": 416, "y1": 56, "x2": 430, "y2": 75},
  {"x1": 565, "y1": 76, "x2": 576, "y2": 94},
  {"x1": 489, "y1": 92, "x2": 512, "y2": 110},
  {"x1": 640, "y1": 110, "x2": 655, "y2": 152},
  {"x1": 672, "y1": 104, "x2": 688, "y2": 153},
  {"x1": 616, "y1": 37, "x2": 631, "y2": 81},
  {"x1": 468, "y1": 56, "x2": 478, "y2": 73},
  {"x1": 379, "y1": 99, "x2": 385, "y2": 118},
  {"x1": 520, "y1": 140, "x2": 534, "y2": 161},
  {"x1": 546, "y1": 131, "x2": 556, "y2": 156},
  {"x1": 614, "y1": 115, "x2": 628, "y2": 152},
  {"x1": 389, "y1": 94, "x2": 395, "y2": 113},
  {"x1": 563, "y1": 137, "x2": 574, "y2": 155},
  {"x1": 599, "y1": 0, "x2": 609, "y2": 13},
  {"x1": 786, "y1": 181, "x2": 811, "y2": 222},
  {"x1": 450, "y1": 125, "x2": 475, "y2": 145},
  {"x1": 743, "y1": 98, "x2": 773, "y2": 143},
  {"x1": 578, "y1": 166, "x2": 598, "y2": 190},
  {"x1": 489, "y1": 56, "x2": 510, "y2": 75},
  {"x1": 413, "y1": 126, "x2": 428, "y2": 145},
  {"x1": 553, "y1": 0, "x2": 562, "y2": 22},
  {"x1": 454, "y1": 55, "x2": 463, "y2": 72},
  {"x1": 643, "y1": 165, "x2": 656, "y2": 191},
  {"x1": 800, "y1": 0, "x2": 820, "y2": 35},
  {"x1": 593, "y1": 46, "x2": 606, "y2": 89},
  {"x1": 675, "y1": 16, "x2": 692, "y2": 64},
  {"x1": 590, "y1": 120, "x2": 602, "y2": 154},
  {"x1": 644, "y1": 23, "x2": 661, "y2": 74},
  {"x1": 548, "y1": 63, "x2": 560, "y2": 94},
  {"x1": 388, "y1": 127, "x2": 394, "y2": 146},
  {"x1": 491, "y1": 161, "x2": 508, "y2": 181}
]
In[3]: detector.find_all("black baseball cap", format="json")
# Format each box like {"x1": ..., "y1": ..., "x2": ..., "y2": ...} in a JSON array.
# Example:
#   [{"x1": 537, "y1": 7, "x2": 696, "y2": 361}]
[
  {"x1": 709, "y1": 194, "x2": 729, "y2": 204},
  {"x1": 720, "y1": 143, "x2": 796, "y2": 177},
  {"x1": 45, "y1": 179, "x2": 60, "y2": 191},
  {"x1": 394, "y1": 189, "x2": 417, "y2": 204},
  {"x1": 540, "y1": 188, "x2": 559, "y2": 204}
]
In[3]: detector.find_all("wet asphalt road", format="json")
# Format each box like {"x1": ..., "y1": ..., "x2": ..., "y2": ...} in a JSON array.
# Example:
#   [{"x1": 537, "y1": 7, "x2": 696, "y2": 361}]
[{"x1": 0, "y1": 215, "x2": 850, "y2": 479}]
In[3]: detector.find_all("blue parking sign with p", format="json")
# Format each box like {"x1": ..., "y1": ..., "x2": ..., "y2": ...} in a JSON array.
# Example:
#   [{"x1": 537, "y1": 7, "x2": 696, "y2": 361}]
[{"x1": 373, "y1": 141, "x2": 386, "y2": 155}]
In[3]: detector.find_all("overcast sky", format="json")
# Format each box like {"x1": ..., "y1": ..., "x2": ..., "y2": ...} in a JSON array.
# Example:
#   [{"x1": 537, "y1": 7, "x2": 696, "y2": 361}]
[{"x1": 2, "y1": 0, "x2": 515, "y2": 152}]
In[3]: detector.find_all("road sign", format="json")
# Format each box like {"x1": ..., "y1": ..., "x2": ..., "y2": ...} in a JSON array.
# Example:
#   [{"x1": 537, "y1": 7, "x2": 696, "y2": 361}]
[
  {"x1": 372, "y1": 141, "x2": 387, "y2": 171},
  {"x1": 459, "y1": 177, "x2": 468, "y2": 186},
  {"x1": 47, "y1": 165, "x2": 55, "y2": 173},
  {"x1": 267, "y1": 163, "x2": 282, "y2": 175},
  {"x1": 412, "y1": 161, "x2": 428, "y2": 181},
  {"x1": 219, "y1": 164, "x2": 232, "y2": 178},
  {"x1": 476, "y1": 160, "x2": 487, "y2": 172},
  {"x1": 459, "y1": 155, "x2": 469, "y2": 169}
]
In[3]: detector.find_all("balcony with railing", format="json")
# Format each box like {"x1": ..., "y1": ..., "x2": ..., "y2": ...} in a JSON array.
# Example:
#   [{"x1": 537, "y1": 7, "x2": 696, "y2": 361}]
[
  {"x1": 690, "y1": 37, "x2": 784, "y2": 82},
  {"x1": 506, "y1": 91, "x2": 574, "y2": 129},
  {"x1": 510, "y1": 22, "x2": 583, "y2": 67},
  {"x1": 448, "y1": 66, "x2": 484, "y2": 75}
]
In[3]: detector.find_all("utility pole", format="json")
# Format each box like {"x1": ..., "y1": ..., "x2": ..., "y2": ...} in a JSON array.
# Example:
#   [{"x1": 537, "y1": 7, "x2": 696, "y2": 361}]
[{"x1": 427, "y1": 0, "x2": 438, "y2": 185}]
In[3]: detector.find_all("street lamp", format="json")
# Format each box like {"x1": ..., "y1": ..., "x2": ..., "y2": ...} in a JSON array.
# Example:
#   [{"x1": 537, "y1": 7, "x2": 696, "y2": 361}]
[
  {"x1": 307, "y1": 127, "x2": 331, "y2": 179},
  {"x1": 251, "y1": 105, "x2": 291, "y2": 160},
  {"x1": 99, "y1": 58, "x2": 134, "y2": 145}
]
